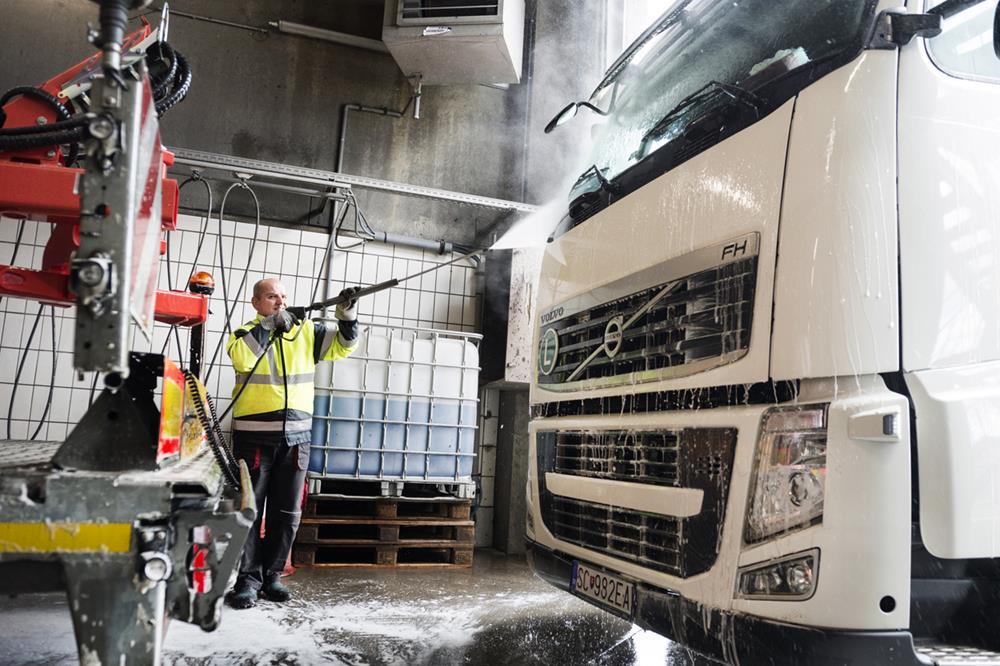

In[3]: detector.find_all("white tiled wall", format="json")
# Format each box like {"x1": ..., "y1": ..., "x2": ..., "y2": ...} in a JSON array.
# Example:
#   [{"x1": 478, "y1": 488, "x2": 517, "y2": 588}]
[{"x1": 0, "y1": 211, "x2": 480, "y2": 442}]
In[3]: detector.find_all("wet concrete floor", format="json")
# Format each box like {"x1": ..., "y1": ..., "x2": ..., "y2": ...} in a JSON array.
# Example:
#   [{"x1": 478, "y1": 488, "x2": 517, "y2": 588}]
[{"x1": 0, "y1": 550, "x2": 715, "y2": 665}]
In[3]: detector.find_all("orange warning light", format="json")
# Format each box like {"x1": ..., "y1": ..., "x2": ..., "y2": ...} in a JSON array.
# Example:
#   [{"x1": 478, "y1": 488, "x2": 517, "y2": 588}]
[{"x1": 189, "y1": 271, "x2": 215, "y2": 295}]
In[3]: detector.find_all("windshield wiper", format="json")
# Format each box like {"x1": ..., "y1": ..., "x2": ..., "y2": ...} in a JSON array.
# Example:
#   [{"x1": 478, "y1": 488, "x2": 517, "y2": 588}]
[
  {"x1": 572, "y1": 164, "x2": 621, "y2": 195},
  {"x1": 633, "y1": 80, "x2": 762, "y2": 160}
]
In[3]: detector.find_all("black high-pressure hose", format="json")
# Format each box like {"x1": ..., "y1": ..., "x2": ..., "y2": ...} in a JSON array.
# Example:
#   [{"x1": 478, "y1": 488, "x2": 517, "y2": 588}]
[
  {"x1": 5, "y1": 304, "x2": 57, "y2": 441},
  {"x1": 203, "y1": 182, "x2": 262, "y2": 384},
  {"x1": 184, "y1": 331, "x2": 278, "y2": 487},
  {"x1": 154, "y1": 50, "x2": 192, "y2": 117},
  {"x1": 146, "y1": 40, "x2": 193, "y2": 117},
  {"x1": 32, "y1": 309, "x2": 57, "y2": 441},
  {"x1": 146, "y1": 41, "x2": 178, "y2": 99},
  {"x1": 161, "y1": 174, "x2": 214, "y2": 361},
  {"x1": 215, "y1": 327, "x2": 304, "y2": 427},
  {"x1": 0, "y1": 128, "x2": 86, "y2": 151},
  {"x1": 0, "y1": 87, "x2": 71, "y2": 125},
  {"x1": 0, "y1": 88, "x2": 81, "y2": 165},
  {"x1": 184, "y1": 369, "x2": 240, "y2": 487}
]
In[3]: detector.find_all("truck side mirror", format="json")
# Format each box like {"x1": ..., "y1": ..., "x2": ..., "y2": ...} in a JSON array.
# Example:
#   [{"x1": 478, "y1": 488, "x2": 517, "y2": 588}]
[
  {"x1": 994, "y1": 1, "x2": 1000, "y2": 58},
  {"x1": 545, "y1": 103, "x2": 579, "y2": 134}
]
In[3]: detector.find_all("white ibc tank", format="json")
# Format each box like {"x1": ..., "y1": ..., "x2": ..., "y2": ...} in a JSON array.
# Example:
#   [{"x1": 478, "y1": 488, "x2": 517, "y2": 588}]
[{"x1": 310, "y1": 324, "x2": 480, "y2": 484}]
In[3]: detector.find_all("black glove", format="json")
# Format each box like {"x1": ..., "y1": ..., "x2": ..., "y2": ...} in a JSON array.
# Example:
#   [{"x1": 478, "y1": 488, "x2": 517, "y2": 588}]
[
  {"x1": 336, "y1": 286, "x2": 361, "y2": 322},
  {"x1": 261, "y1": 310, "x2": 297, "y2": 333}
]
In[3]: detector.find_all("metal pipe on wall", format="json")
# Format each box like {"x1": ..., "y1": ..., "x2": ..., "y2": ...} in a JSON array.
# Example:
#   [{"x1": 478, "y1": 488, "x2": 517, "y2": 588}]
[{"x1": 267, "y1": 20, "x2": 390, "y2": 54}]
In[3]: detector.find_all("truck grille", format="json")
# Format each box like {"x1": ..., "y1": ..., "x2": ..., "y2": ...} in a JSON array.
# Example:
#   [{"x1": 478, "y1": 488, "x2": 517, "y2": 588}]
[
  {"x1": 537, "y1": 251, "x2": 757, "y2": 391},
  {"x1": 554, "y1": 431, "x2": 679, "y2": 486},
  {"x1": 549, "y1": 497, "x2": 683, "y2": 571},
  {"x1": 536, "y1": 428, "x2": 736, "y2": 578}
]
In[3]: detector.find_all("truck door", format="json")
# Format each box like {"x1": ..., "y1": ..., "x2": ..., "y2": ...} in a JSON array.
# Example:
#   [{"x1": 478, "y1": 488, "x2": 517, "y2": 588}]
[{"x1": 899, "y1": 0, "x2": 1000, "y2": 558}]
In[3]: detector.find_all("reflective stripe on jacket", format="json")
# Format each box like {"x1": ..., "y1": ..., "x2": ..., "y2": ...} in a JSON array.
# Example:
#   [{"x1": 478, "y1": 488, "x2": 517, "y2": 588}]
[{"x1": 227, "y1": 315, "x2": 358, "y2": 440}]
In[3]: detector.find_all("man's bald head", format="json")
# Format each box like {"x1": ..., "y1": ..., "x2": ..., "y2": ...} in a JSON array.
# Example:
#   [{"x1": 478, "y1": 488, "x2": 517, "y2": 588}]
[{"x1": 251, "y1": 278, "x2": 287, "y2": 316}]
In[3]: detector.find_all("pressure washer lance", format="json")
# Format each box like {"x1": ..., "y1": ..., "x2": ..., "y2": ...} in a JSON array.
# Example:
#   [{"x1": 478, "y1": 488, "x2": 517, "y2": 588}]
[{"x1": 285, "y1": 248, "x2": 484, "y2": 321}]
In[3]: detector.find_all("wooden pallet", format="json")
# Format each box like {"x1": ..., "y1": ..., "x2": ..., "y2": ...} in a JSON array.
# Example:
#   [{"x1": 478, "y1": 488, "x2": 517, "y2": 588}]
[
  {"x1": 295, "y1": 493, "x2": 475, "y2": 568},
  {"x1": 297, "y1": 518, "x2": 475, "y2": 545},
  {"x1": 307, "y1": 476, "x2": 476, "y2": 500},
  {"x1": 303, "y1": 494, "x2": 472, "y2": 521},
  {"x1": 292, "y1": 542, "x2": 474, "y2": 568}
]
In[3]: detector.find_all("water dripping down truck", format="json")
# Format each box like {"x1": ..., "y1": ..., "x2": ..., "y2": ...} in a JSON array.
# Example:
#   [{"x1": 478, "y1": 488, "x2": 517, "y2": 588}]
[{"x1": 528, "y1": 1, "x2": 1000, "y2": 663}]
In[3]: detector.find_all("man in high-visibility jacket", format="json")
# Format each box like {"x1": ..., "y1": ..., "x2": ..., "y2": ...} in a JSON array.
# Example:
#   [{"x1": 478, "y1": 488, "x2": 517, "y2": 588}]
[{"x1": 225, "y1": 277, "x2": 360, "y2": 609}]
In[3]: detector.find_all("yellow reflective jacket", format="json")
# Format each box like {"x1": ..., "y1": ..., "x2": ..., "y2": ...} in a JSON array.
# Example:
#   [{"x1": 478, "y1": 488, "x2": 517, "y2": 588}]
[{"x1": 226, "y1": 315, "x2": 358, "y2": 446}]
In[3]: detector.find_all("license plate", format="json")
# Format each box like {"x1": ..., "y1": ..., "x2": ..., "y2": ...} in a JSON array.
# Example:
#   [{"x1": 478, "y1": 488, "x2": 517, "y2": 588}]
[{"x1": 570, "y1": 561, "x2": 635, "y2": 618}]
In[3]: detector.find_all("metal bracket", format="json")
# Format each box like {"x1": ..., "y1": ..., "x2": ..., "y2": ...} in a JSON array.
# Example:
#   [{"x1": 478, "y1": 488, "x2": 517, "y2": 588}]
[
  {"x1": 70, "y1": 253, "x2": 116, "y2": 316},
  {"x1": 868, "y1": 9, "x2": 942, "y2": 49}
]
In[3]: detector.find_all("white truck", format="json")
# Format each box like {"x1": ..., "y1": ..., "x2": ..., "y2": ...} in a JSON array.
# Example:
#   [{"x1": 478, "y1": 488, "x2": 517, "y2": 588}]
[{"x1": 527, "y1": 0, "x2": 1000, "y2": 663}]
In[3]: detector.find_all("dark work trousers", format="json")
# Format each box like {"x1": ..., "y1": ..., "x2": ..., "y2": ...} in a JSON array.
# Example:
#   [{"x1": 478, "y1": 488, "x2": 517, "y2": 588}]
[{"x1": 233, "y1": 440, "x2": 308, "y2": 591}]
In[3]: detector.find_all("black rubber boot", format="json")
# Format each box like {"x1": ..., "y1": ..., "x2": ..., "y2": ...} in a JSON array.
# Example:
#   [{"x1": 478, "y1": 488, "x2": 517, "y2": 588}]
[
  {"x1": 261, "y1": 574, "x2": 291, "y2": 602},
  {"x1": 225, "y1": 581, "x2": 258, "y2": 610}
]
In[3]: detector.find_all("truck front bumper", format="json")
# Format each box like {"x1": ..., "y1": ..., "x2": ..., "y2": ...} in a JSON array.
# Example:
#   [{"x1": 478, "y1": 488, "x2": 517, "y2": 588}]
[{"x1": 526, "y1": 539, "x2": 930, "y2": 666}]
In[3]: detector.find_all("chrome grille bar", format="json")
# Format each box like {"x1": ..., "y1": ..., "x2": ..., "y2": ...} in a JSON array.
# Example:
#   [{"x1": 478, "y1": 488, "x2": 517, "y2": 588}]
[{"x1": 538, "y1": 254, "x2": 757, "y2": 390}]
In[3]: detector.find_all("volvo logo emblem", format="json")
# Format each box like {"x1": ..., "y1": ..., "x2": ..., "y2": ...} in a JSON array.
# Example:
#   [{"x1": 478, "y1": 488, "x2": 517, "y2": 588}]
[
  {"x1": 539, "y1": 328, "x2": 559, "y2": 376},
  {"x1": 603, "y1": 316, "x2": 624, "y2": 358},
  {"x1": 540, "y1": 307, "x2": 564, "y2": 325}
]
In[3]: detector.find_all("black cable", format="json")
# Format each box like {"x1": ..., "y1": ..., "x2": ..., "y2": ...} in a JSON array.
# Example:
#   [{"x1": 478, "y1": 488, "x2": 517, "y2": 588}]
[
  {"x1": 160, "y1": 174, "x2": 214, "y2": 358},
  {"x1": 183, "y1": 369, "x2": 240, "y2": 487},
  {"x1": 0, "y1": 87, "x2": 71, "y2": 126},
  {"x1": 30, "y1": 307, "x2": 57, "y2": 441},
  {"x1": 0, "y1": 218, "x2": 27, "y2": 306},
  {"x1": 0, "y1": 126, "x2": 85, "y2": 151},
  {"x1": 0, "y1": 115, "x2": 88, "y2": 136},
  {"x1": 146, "y1": 41, "x2": 178, "y2": 99},
  {"x1": 203, "y1": 385, "x2": 236, "y2": 468},
  {"x1": 163, "y1": 231, "x2": 185, "y2": 360},
  {"x1": 0, "y1": 86, "x2": 79, "y2": 165},
  {"x1": 154, "y1": 50, "x2": 192, "y2": 117},
  {"x1": 334, "y1": 195, "x2": 369, "y2": 250},
  {"x1": 203, "y1": 181, "x2": 261, "y2": 384},
  {"x1": 6, "y1": 304, "x2": 45, "y2": 439},
  {"x1": 88, "y1": 371, "x2": 100, "y2": 406},
  {"x1": 278, "y1": 336, "x2": 288, "y2": 439},
  {"x1": 179, "y1": 174, "x2": 215, "y2": 286},
  {"x1": 300, "y1": 198, "x2": 338, "y2": 308},
  {"x1": 216, "y1": 332, "x2": 276, "y2": 425}
]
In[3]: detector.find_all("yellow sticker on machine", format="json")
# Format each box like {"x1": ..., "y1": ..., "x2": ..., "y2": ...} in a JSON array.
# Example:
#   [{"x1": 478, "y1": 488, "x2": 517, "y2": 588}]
[{"x1": 0, "y1": 522, "x2": 132, "y2": 553}]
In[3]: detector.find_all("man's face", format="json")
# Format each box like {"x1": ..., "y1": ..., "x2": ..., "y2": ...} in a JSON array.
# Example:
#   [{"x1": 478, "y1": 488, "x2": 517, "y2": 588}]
[{"x1": 252, "y1": 280, "x2": 287, "y2": 316}]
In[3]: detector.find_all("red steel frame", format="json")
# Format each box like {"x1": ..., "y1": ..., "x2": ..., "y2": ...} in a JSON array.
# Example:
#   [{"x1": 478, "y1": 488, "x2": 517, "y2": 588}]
[{"x1": 0, "y1": 22, "x2": 206, "y2": 327}]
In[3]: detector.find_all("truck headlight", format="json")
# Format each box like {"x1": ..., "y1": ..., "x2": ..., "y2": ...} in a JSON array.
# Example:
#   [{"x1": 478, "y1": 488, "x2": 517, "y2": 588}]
[
  {"x1": 737, "y1": 549, "x2": 819, "y2": 600},
  {"x1": 745, "y1": 405, "x2": 828, "y2": 543}
]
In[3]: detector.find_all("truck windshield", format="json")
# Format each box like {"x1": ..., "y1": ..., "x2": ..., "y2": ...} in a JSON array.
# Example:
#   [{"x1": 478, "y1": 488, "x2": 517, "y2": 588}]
[{"x1": 568, "y1": 0, "x2": 876, "y2": 208}]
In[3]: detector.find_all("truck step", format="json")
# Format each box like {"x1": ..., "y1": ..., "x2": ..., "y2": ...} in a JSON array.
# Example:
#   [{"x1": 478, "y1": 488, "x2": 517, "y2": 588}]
[{"x1": 917, "y1": 644, "x2": 1000, "y2": 665}]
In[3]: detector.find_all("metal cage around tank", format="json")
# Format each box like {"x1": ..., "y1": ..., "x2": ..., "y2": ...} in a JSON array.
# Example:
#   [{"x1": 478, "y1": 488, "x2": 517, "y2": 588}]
[{"x1": 309, "y1": 322, "x2": 481, "y2": 492}]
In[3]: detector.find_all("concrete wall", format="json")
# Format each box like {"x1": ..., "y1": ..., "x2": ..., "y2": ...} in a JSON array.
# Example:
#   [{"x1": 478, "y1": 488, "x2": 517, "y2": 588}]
[
  {"x1": 0, "y1": 0, "x2": 532, "y2": 246},
  {"x1": 0, "y1": 0, "x2": 607, "y2": 244},
  {"x1": 492, "y1": 388, "x2": 530, "y2": 554}
]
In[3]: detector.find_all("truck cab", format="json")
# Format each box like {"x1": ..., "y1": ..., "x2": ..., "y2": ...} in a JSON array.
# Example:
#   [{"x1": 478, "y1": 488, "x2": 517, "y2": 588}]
[{"x1": 526, "y1": 0, "x2": 1000, "y2": 662}]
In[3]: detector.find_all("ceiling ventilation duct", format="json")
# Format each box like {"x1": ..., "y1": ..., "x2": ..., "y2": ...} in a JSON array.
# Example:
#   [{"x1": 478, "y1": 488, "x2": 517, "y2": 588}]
[{"x1": 382, "y1": 0, "x2": 525, "y2": 86}]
